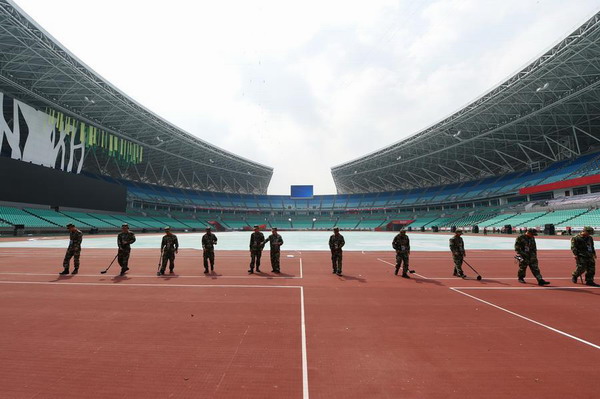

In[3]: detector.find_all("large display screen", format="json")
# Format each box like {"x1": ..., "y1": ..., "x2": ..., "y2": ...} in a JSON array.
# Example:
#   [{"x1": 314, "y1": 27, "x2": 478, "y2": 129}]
[
  {"x1": 0, "y1": 156, "x2": 126, "y2": 212},
  {"x1": 291, "y1": 185, "x2": 314, "y2": 199}
]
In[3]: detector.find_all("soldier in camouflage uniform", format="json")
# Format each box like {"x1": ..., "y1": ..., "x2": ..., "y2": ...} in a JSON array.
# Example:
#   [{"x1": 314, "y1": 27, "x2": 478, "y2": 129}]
[
  {"x1": 449, "y1": 229, "x2": 466, "y2": 278},
  {"x1": 248, "y1": 225, "x2": 265, "y2": 274},
  {"x1": 264, "y1": 227, "x2": 284, "y2": 273},
  {"x1": 515, "y1": 228, "x2": 550, "y2": 286},
  {"x1": 59, "y1": 223, "x2": 83, "y2": 275},
  {"x1": 117, "y1": 223, "x2": 136, "y2": 276},
  {"x1": 158, "y1": 227, "x2": 179, "y2": 275},
  {"x1": 571, "y1": 226, "x2": 599, "y2": 286},
  {"x1": 392, "y1": 230, "x2": 410, "y2": 278},
  {"x1": 201, "y1": 227, "x2": 218, "y2": 273},
  {"x1": 329, "y1": 227, "x2": 345, "y2": 276}
]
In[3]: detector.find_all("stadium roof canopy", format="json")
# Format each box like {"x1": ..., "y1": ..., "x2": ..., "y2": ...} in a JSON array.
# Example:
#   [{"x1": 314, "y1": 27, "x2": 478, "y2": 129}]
[
  {"x1": 0, "y1": 0, "x2": 273, "y2": 194},
  {"x1": 332, "y1": 11, "x2": 600, "y2": 194}
]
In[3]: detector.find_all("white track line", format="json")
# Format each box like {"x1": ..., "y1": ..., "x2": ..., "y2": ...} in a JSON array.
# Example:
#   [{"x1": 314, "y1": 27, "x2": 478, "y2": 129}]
[
  {"x1": 376, "y1": 258, "x2": 430, "y2": 279},
  {"x1": 0, "y1": 272, "x2": 302, "y2": 279},
  {"x1": 300, "y1": 286, "x2": 309, "y2": 399},
  {"x1": 450, "y1": 286, "x2": 600, "y2": 290},
  {"x1": 416, "y1": 277, "x2": 572, "y2": 280},
  {"x1": 450, "y1": 287, "x2": 600, "y2": 350},
  {"x1": 0, "y1": 280, "x2": 301, "y2": 289},
  {"x1": 299, "y1": 258, "x2": 303, "y2": 279}
]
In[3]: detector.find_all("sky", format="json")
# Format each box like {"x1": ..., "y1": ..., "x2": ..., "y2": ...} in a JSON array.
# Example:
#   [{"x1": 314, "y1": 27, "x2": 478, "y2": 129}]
[{"x1": 12, "y1": 0, "x2": 600, "y2": 195}]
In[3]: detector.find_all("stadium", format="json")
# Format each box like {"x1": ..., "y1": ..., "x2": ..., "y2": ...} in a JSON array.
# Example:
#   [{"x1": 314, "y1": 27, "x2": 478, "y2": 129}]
[{"x1": 1, "y1": 0, "x2": 600, "y2": 398}]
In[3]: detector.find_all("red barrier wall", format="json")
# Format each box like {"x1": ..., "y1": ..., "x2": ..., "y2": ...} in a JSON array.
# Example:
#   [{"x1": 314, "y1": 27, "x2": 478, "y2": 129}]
[{"x1": 519, "y1": 174, "x2": 600, "y2": 195}]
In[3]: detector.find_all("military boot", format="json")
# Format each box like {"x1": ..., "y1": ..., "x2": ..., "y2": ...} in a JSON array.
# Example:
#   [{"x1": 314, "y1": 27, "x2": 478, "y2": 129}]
[
  {"x1": 585, "y1": 281, "x2": 600, "y2": 287},
  {"x1": 59, "y1": 267, "x2": 69, "y2": 275},
  {"x1": 71, "y1": 268, "x2": 78, "y2": 275},
  {"x1": 394, "y1": 267, "x2": 400, "y2": 275},
  {"x1": 538, "y1": 279, "x2": 550, "y2": 286}
]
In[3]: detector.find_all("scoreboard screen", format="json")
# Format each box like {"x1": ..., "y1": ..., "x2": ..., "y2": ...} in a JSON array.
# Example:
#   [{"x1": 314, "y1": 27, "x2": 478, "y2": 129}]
[{"x1": 291, "y1": 185, "x2": 314, "y2": 199}]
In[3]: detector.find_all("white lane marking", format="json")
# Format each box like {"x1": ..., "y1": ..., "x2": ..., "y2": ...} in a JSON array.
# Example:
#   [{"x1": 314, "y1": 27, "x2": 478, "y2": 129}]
[
  {"x1": 450, "y1": 287, "x2": 600, "y2": 350},
  {"x1": 299, "y1": 258, "x2": 303, "y2": 279},
  {"x1": 416, "y1": 277, "x2": 572, "y2": 280},
  {"x1": 0, "y1": 280, "x2": 300, "y2": 289},
  {"x1": 300, "y1": 286, "x2": 309, "y2": 399},
  {"x1": 376, "y1": 258, "x2": 429, "y2": 279},
  {"x1": 449, "y1": 286, "x2": 600, "y2": 290},
  {"x1": 0, "y1": 272, "x2": 302, "y2": 279}
]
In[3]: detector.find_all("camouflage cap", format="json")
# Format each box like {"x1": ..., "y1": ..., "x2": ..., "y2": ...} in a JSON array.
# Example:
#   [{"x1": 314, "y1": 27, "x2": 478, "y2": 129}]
[
  {"x1": 66, "y1": 223, "x2": 74, "y2": 228},
  {"x1": 164, "y1": 226, "x2": 171, "y2": 231},
  {"x1": 584, "y1": 226, "x2": 594, "y2": 233},
  {"x1": 333, "y1": 227, "x2": 340, "y2": 231},
  {"x1": 526, "y1": 228, "x2": 538, "y2": 235},
  {"x1": 272, "y1": 227, "x2": 278, "y2": 230},
  {"x1": 253, "y1": 225, "x2": 260, "y2": 229},
  {"x1": 205, "y1": 226, "x2": 211, "y2": 231},
  {"x1": 121, "y1": 223, "x2": 129, "y2": 228},
  {"x1": 455, "y1": 229, "x2": 463, "y2": 234}
]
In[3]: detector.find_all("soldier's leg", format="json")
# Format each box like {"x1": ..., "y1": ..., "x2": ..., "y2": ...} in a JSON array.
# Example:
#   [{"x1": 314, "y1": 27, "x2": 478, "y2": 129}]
[
  {"x1": 120, "y1": 251, "x2": 130, "y2": 275},
  {"x1": 402, "y1": 253, "x2": 410, "y2": 275},
  {"x1": 256, "y1": 251, "x2": 262, "y2": 271},
  {"x1": 395, "y1": 252, "x2": 402, "y2": 275},
  {"x1": 209, "y1": 250, "x2": 215, "y2": 270},
  {"x1": 117, "y1": 251, "x2": 125, "y2": 268},
  {"x1": 271, "y1": 251, "x2": 277, "y2": 272},
  {"x1": 72, "y1": 250, "x2": 81, "y2": 274},
  {"x1": 454, "y1": 256, "x2": 465, "y2": 276},
  {"x1": 168, "y1": 253, "x2": 175, "y2": 273},
  {"x1": 517, "y1": 258, "x2": 528, "y2": 280},
  {"x1": 585, "y1": 258, "x2": 596, "y2": 284},
  {"x1": 331, "y1": 253, "x2": 337, "y2": 273},
  {"x1": 203, "y1": 252, "x2": 210, "y2": 272},
  {"x1": 275, "y1": 251, "x2": 281, "y2": 272},
  {"x1": 249, "y1": 251, "x2": 256, "y2": 272},
  {"x1": 73, "y1": 250, "x2": 81, "y2": 274},
  {"x1": 572, "y1": 257, "x2": 585, "y2": 280},
  {"x1": 528, "y1": 258, "x2": 543, "y2": 281},
  {"x1": 60, "y1": 249, "x2": 73, "y2": 274},
  {"x1": 337, "y1": 252, "x2": 343, "y2": 274},
  {"x1": 160, "y1": 252, "x2": 168, "y2": 274}
]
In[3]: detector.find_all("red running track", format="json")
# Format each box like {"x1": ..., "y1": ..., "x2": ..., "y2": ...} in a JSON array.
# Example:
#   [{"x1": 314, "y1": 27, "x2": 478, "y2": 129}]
[{"x1": 0, "y1": 247, "x2": 599, "y2": 398}]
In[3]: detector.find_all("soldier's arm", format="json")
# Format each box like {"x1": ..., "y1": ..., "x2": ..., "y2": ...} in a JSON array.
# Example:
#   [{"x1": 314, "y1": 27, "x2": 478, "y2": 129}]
[
  {"x1": 161, "y1": 236, "x2": 166, "y2": 251},
  {"x1": 392, "y1": 237, "x2": 399, "y2": 250},
  {"x1": 174, "y1": 236, "x2": 179, "y2": 251},
  {"x1": 570, "y1": 237, "x2": 579, "y2": 257},
  {"x1": 340, "y1": 237, "x2": 345, "y2": 248},
  {"x1": 74, "y1": 232, "x2": 83, "y2": 249},
  {"x1": 213, "y1": 235, "x2": 218, "y2": 245},
  {"x1": 129, "y1": 233, "x2": 136, "y2": 244},
  {"x1": 329, "y1": 236, "x2": 334, "y2": 250},
  {"x1": 279, "y1": 236, "x2": 284, "y2": 246},
  {"x1": 514, "y1": 237, "x2": 525, "y2": 256}
]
